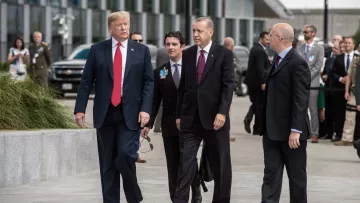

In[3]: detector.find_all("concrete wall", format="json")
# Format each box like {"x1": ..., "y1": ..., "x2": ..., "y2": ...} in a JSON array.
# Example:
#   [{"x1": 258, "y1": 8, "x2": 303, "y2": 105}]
[{"x1": 0, "y1": 129, "x2": 98, "y2": 188}]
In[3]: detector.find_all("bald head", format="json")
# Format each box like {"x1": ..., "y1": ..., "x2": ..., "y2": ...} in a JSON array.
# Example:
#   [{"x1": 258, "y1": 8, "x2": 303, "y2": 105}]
[
  {"x1": 269, "y1": 23, "x2": 294, "y2": 53},
  {"x1": 223, "y1": 37, "x2": 235, "y2": 50},
  {"x1": 332, "y1": 35, "x2": 343, "y2": 44}
]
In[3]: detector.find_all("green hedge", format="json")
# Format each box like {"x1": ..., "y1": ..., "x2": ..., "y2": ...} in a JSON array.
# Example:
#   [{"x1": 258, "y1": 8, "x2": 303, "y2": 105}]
[
  {"x1": 0, "y1": 62, "x2": 9, "y2": 72},
  {"x1": 0, "y1": 75, "x2": 78, "y2": 130}
]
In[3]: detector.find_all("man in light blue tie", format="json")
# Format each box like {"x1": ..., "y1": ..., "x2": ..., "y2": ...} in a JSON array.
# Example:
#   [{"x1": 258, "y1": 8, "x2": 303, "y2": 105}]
[{"x1": 296, "y1": 25, "x2": 324, "y2": 143}]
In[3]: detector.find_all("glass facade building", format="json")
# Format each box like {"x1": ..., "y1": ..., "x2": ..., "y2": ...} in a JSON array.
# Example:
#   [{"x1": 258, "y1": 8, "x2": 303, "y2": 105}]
[{"x1": 0, "y1": 0, "x2": 290, "y2": 61}]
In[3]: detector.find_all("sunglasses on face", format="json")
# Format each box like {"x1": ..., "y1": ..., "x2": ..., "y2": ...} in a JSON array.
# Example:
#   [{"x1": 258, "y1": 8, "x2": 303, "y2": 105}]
[{"x1": 133, "y1": 39, "x2": 143, "y2": 43}]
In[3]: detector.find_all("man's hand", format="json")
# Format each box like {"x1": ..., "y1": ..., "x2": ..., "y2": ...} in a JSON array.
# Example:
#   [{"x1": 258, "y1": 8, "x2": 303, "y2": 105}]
[
  {"x1": 322, "y1": 74, "x2": 328, "y2": 81},
  {"x1": 340, "y1": 77, "x2": 346, "y2": 84},
  {"x1": 176, "y1": 119, "x2": 181, "y2": 130},
  {"x1": 141, "y1": 127, "x2": 150, "y2": 139},
  {"x1": 75, "y1": 112, "x2": 85, "y2": 128},
  {"x1": 357, "y1": 105, "x2": 360, "y2": 112},
  {"x1": 261, "y1": 84, "x2": 266, "y2": 91},
  {"x1": 345, "y1": 92, "x2": 350, "y2": 101},
  {"x1": 214, "y1": 114, "x2": 226, "y2": 130},
  {"x1": 138, "y1": 112, "x2": 150, "y2": 128},
  {"x1": 289, "y1": 131, "x2": 300, "y2": 149}
]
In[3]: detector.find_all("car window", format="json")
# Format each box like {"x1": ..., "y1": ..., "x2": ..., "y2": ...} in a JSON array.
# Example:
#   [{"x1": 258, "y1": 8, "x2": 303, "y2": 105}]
[
  {"x1": 233, "y1": 48, "x2": 249, "y2": 65},
  {"x1": 71, "y1": 48, "x2": 90, "y2": 60}
]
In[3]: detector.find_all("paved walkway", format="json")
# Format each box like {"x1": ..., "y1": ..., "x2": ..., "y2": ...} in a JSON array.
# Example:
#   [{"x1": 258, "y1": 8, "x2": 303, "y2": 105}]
[{"x1": 1, "y1": 97, "x2": 359, "y2": 203}]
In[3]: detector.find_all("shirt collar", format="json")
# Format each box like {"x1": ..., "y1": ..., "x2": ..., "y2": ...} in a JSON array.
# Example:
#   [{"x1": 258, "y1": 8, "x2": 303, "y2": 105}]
[
  {"x1": 278, "y1": 46, "x2": 293, "y2": 59},
  {"x1": 345, "y1": 51, "x2": 354, "y2": 56},
  {"x1": 306, "y1": 41, "x2": 315, "y2": 47},
  {"x1": 170, "y1": 58, "x2": 182, "y2": 67},
  {"x1": 197, "y1": 41, "x2": 212, "y2": 54},
  {"x1": 112, "y1": 37, "x2": 128, "y2": 48}
]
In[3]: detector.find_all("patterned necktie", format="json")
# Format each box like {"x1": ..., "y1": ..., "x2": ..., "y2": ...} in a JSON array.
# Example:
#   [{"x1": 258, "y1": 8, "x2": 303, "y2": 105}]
[
  {"x1": 173, "y1": 63, "x2": 180, "y2": 88},
  {"x1": 346, "y1": 54, "x2": 350, "y2": 72},
  {"x1": 305, "y1": 45, "x2": 311, "y2": 59},
  {"x1": 197, "y1": 50, "x2": 206, "y2": 83},
  {"x1": 275, "y1": 55, "x2": 281, "y2": 67},
  {"x1": 111, "y1": 42, "x2": 122, "y2": 107}
]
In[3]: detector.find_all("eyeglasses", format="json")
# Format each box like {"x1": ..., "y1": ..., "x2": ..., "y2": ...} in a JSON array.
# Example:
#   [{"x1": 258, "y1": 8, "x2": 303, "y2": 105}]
[
  {"x1": 133, "y1": 40, "x2": 143, "y2": 43},
  {"x1": 140, "y1": 136, "x2": 154, "y2": 153},
  {"x1": 303, "y1": 31, "x2": 312, "y2": 34}
]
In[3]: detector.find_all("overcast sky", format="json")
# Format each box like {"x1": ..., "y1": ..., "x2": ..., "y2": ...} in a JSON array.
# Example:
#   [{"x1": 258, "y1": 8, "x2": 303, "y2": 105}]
[{"x1": 279, "y1": 0, "x2": 360, "y2": 9}]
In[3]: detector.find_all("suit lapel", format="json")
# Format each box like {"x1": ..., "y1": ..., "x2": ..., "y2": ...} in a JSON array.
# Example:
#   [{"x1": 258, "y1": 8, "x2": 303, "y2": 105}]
[
  {"x1": 104, "y1": 39, "x2": 113, "y2": 79},
  {"x1": 124, "y1": 40, "x2": 135, "y2": 80},
  {"x1": 271, "y1": 49, "x2": 293, "y2": 76},
  {"x1": 165, "y1": 62, "x2": 177, "y2": 89},
  {"x1": 199, "y1": 43, "x2": 217, "y2": 84}
]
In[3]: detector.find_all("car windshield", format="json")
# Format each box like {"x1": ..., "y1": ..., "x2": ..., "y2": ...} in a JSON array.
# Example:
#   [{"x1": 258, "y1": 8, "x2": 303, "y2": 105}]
[{"x1": 68, "y1": 48, "x2": 90, "y2": 60}]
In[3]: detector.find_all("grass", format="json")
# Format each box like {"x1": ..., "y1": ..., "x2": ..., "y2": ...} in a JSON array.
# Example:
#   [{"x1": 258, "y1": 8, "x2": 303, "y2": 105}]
[{"x1": 0, "y1": 75, "x2": 78, "y2": 130}]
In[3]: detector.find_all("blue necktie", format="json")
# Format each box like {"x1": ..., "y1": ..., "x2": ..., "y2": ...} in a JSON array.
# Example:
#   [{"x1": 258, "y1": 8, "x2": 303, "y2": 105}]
[{"x1": 346, "y1": 54, "x2": 350, "y2": 72}]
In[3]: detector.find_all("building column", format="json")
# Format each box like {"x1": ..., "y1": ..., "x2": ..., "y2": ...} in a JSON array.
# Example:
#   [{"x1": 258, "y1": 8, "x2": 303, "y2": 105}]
[
  {"x1": 118, "y1": 0, "x2": 125, "y2": 10},
  {"x1": 169, "y1": 0, "x2": 176, "y2": 15},
  {"x1": 61, "y1": 0, "x2": 67, "y2": 7},
  {"x1": 200, "y1": 0, "x2": 207, "y2": 16},
  {"x1": 140, "y1": 13, "x2": 147, "y2": 43},
  {"x1": 215, "y1": 0, "x2": 222, "y2": 17},
  {"x1": 105, "y1": 10, "x2": 111, "y2": 39},
  {"x1": 99, "y1": 0, "x2": 106, "y2": 10},
  {"x1": 80, "y1": 0, "x2": 87, "y2": 9},
  {"x1": 248, "y1": 18, "x2": 254, "y2": 48},
  {"x1": 157, "y1": 14, "x2": 164, "y2": 47},
  {"x1": 135, "y1": 0, "x2": 142, "y2": 13},
  {"x1": 0, "y1": 3, "x2": 7, "y2": 62},
  {"x1": 39, "y1": 0, "x2": 46, "y2": 6},
  {"x1": 153, "y1": 0, "x2": 159, "y2": 14},
  {"x1": 233, "y1": 19, "x2": 240, "y2": 46},
  {"x1": 219, "y1": 18, "x2": 225, "y2": 44},
  {"x1": 65, "y1": 7, "x2": 73, "y2": 57},
  {"x1": 44, "y1": 6, "x2": 52, "y2": 44},
  {"x1": 85, "y1": 9, "x2": 92, "y2": 44},
  {"x1": 23, "y1": 4, "x2": 30, "y2": 47},
  {"x1": 173, "y1": 14, "x2": 180, "y2": 31},
  {"x1": 190, "y1": 16, "x2": 196, "y2": 45}
]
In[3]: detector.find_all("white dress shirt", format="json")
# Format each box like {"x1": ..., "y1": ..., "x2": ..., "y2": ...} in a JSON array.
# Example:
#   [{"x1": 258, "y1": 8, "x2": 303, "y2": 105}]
[
  {"x1": 305, "y1": 41, "x2": 315, "y2": 53},
  {"x1": 112, "y1": 37, "x2": 128, "y2": 94},
  {"x1": 344, "y1": 51, "x2": 355, "y2": 71},
  {"x1": 196, "y1": 41, "x2": 213, "y2": 66},
  {"x1": 169, "y1": 58, "x2": 182, "y2": 78}
]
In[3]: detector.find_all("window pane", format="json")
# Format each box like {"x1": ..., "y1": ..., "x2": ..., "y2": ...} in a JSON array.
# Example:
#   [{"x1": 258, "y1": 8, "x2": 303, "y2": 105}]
[
  {"x1": 68, "y1": 0, "x2": 80, "y2": 7},
  {"x1": 125, "y1": 0, "x2": 136, "y2": 11},
  {"x1": 207, "y1": 0, "x2": 216, "y2": 16},
  {"x1": 107, "y1": 0, "x2": 117, "y2": 10},
  {"x1": 160, "y1": 0, "x2": 170, "y2": 14},
  {"x1": 225, "y1": 19, "x2": 234, "y2": 38},
  {"x1": 130, "y1": 13, "x2": 141, "y2": 34},
  {"x1": 7, "y1": 4, "x2": 24, "y2": 52},
  {"x1": 4, "y1": 0, "x2": 18, "y2": 3},
  {"x1": 30, "y1": 5, "x2": 46, "y2": 41},
  {"x1": 253, "y1": 20, "x2": 264, "y2": 43},
  {"x1": 143, "y1": 0, "x2": 152, "y2": 12},
  {"x1": 146, "y1": 13, "x2": 157, "y2": 45},
  {"x1": 240, "y1": 20, "x2": 248, "y2": 47},
  {"x1": 176, "y1": 0, "x2": 185, "y2": 14},
  {"x1": 88, "y1": 0, "x2": 99, "y2": 9},
  {"x1": 212, "y1": 18, "x2": 221, "y2": 44},
  {"x1": 48, "y1": 0, "x2": 61, "y2": 7},
  {"x1": 179, "y1": 15, "x2": 185, "y2": 37},
  {"x1": 193, "y1": 0, "x2": 201, "y2": 16},
  {"x1": 26, "y1": 0, "x2": 40, "y2": 5},
  {"x1": 164, "y1": 14, "x2": 173, "y2": 33}
]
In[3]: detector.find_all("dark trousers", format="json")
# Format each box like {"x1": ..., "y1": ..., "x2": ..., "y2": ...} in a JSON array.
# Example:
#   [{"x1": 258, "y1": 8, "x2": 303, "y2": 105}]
[
  {"x1": 244, "y1": 87, "x2": 264, "y2": 131},
  {"x1": 354, "y1": 112, "x2": 360, "y2": 141},
  {"x1": 324, "y1": 91, "x2": 334, "y2": 137},
  {"x1": 96, "y1": 104, "x2": 142, "y2": 203},
  {"x1": 261, "y1": 135, "x2": 307, "y2": 203},
  {"x1": 163, "y1": 136, "x2": 200, "y2": 202},
  {"x1": 174, "y1": 114, "x2": 232, "y2": 203},
  {"x1": 332, "y1": 92, "x2": 347, "y2": 137}
]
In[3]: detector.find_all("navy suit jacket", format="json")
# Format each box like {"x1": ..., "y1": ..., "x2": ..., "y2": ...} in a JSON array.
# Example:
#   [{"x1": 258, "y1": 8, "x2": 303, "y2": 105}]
[{"x1": 74, "y1": 39, "x2": 154, "y2": 130}]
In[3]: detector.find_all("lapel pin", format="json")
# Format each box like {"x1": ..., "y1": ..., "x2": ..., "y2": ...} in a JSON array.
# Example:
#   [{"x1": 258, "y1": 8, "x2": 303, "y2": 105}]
[
  {"x1": 131, "y1": 48, "x2": 134, "y2": 51},
  {"x1": 211, "y1": 54, "x2": 214, "y2": 57}
]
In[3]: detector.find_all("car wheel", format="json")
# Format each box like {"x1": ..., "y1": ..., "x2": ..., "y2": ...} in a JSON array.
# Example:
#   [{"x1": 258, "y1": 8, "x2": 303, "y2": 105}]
[{"x1": 234, "y1": 72, "x2": 248, "y2": 96}]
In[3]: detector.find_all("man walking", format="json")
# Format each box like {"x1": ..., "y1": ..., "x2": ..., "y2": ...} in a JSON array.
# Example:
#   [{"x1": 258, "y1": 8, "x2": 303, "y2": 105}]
[
  {"x1": 261, "y1": 23, "x2": 311, "y2": 203},
  {"x1": 141, "y1": 31, "x2": 202, "y2": 203},
  {"x1": 296, "y1": 25, "x2": 324, "y2": 143},
  {"x1": 174, "y1": 17, "x2": 235, "y2": 203},
  {"x1": 29, "y1": 31, "x2": 52, "y2": 87},
  {"x1": 244, "y1": 32, "x2": 271, "y2": 135},
  {"x1": 74, "y1": 11, "x2": 153, "y2": 203}
]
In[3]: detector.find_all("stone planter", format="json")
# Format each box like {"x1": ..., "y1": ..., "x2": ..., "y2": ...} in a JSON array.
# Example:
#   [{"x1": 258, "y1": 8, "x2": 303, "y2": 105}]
[{"x1": 0, "y1": 129, "x2": 99, "y2": 188}]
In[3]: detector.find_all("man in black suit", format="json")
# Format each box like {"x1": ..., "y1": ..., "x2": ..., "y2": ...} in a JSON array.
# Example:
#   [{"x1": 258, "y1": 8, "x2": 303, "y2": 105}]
[
  {"x1": 261, "y1": 23, "x2": 311, "y2": 203},
  {"x1": 243, "y1": 31, "x2": 271, "y2": 135},
  {"x1": 74, "y1": 11, "x2": 153, "y2": 203},
  {"x1": 174, "y1": 17, "x2": 235, "y2": 203},
  {"x1": 331, "y1": 37, "x2": 358, "y2": 143},
  {"x1": 141, "y1": 31, "x2": 202, "y2": 203}
]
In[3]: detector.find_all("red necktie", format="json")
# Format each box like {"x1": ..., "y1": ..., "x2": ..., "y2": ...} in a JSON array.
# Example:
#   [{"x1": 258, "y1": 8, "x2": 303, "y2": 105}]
[
  {"x1": 197, "y1": 50, "x2": 206, "y2": 83},
  {"x1": 111, "y1": 42, "x2": 122, "y2": 107}
]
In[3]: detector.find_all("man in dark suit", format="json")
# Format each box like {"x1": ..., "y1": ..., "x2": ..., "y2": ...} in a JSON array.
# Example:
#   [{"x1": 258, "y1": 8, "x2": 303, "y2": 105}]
[
  {"x1": 243, "y1": 31, "x2": 271, "y2": 135},
  {"x1": 141, "y1": 31, "x2": 202, "y2": 203},
  {"x1": 331, "y1": 37, "x2": 358, "y2": 143},
  {"x1": 74, "y1": 11, "x2": 153, "y2": 203},
  {"x1": 261, "y1": 23, "x2": 311, "y2": 203},
  {"x1": 174, "y1": 17, "x2": 235, "y2": 203}
]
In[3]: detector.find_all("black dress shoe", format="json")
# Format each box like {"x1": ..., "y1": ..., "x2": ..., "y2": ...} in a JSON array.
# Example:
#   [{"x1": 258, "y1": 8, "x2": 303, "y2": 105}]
[
  {"x1": 357, "y1": 144, "x2": 360, "y2": 159},
  {"x1": 244, "y1": 119, "x2": 251, "y2": 134},
  {"x1": 331, "y1": 136, "x2": 341, "y2": 142}
]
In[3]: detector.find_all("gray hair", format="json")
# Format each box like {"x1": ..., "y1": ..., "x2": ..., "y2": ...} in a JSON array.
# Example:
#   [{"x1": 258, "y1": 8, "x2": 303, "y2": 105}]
[{"x1": 194, "y1": 16, "x2": 214, "y2": 30}]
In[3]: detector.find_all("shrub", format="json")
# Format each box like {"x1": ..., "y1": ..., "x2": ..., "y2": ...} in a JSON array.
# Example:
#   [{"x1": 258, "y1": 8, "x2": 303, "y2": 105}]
[{"x1": 0, "y1": 75, "x2": 78, "y2": 130}]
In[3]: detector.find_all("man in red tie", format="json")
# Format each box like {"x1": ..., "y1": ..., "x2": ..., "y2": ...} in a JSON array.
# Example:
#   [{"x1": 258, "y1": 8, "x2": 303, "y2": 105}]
[
  {"x1": 174, "y1": 17, "x2": 235, "y2": 203},
  {"x1": 74, "y1": 11, "x2": 153, "y2": 203}
]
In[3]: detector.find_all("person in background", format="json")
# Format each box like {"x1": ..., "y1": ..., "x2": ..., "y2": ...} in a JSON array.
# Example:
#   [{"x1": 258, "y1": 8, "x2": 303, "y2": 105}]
[
  {"x1": 7, "y1": 36, "x2": 29, "y2": 81},
  {"x1": 130, "y1": 32, "x2": 143, "y2": 43},
  {"x1": 28, "y1": 31, "x2": 52, "y2": 87},
  {"x1": 354, "y1": 41, "x2": 360, "y2": 55},
  {"x1": 243, "y1": 32, "x2": 271, "y2": 135},
  {"x1": 223, "y1": 36, "x2": 236, "y2": 142}
]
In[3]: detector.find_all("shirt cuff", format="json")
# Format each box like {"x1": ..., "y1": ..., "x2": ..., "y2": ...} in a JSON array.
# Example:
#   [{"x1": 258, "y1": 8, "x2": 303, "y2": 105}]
[
  {"x1": 339, "y1": 77, "x2": 343, "y2": 82},
  {"x1": 291, "y1": 129, "x2": 302, "y2": 134}
]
